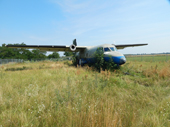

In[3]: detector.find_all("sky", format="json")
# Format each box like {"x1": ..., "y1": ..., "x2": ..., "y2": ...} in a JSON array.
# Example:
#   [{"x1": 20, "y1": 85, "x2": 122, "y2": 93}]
[{"x1": 0, "y1": 0, "x2": 170, "y2": 55}]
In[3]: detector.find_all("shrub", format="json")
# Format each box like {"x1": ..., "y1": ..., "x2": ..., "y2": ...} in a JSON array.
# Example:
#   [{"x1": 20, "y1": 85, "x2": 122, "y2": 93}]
[
  {"x1": 71, "y1": 48, "x2": 119, "y2": 72},
  {"x1": 88, "y1": 49, "x2": 119, "y2": 72},
  {"x1": 72, "y1": 55, "x2": 77, "y2": 67}
]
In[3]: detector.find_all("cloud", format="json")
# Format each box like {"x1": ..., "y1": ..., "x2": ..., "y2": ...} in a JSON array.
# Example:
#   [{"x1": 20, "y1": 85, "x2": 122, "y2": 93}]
[
  {"x1": 49, "y1": 0, "x2": 154, "y2": 36},
  {"x1": 47, "y1": 0, "x2": 170, "y2": 53},
  {"x1": 50, "y1": 0, "x2": 115, "y2": 14}
]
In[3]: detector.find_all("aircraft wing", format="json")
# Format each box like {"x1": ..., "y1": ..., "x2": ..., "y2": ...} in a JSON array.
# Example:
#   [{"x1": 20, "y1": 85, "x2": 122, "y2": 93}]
[
  {"x1": 114, "y1": 44, "x2": 148, "y2": 49},
  {"x1": 6, "y1": 45, "x2": 86, "y2": 52}
]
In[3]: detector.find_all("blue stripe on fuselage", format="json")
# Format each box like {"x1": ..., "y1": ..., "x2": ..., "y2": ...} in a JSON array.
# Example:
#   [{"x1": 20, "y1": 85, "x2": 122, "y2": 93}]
[
  {"x1": 81, "y1": 56, "x2": 126, "y2": 65},
  {"x1": 104, "y1": 56, "x2": 125, "y2": 64}
]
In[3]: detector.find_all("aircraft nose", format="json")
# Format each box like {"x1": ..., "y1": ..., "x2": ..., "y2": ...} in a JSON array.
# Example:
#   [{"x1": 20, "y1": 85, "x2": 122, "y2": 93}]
[
  {"x1": 119, "y1": 57, "x2": 126, "y2": 65},
  {"x1": 104, "y1": 52, "x2": 126, "y2": 65}
]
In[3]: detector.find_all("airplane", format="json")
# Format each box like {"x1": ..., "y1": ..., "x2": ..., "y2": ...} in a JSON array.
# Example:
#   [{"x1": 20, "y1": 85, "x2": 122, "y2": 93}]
[{"x1": 6, "y1": 39, "x2": 148, "y2": 65}]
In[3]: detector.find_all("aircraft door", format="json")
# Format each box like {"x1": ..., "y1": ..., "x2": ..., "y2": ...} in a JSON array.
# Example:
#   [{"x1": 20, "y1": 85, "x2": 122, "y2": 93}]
[{"x1": 84, "y1": 52, "x2": 87, "y2": 58}]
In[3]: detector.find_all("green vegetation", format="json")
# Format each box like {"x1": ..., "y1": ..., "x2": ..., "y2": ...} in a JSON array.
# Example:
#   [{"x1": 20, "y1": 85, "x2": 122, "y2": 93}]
[
  {"x1": 88, "y1": 49, "x2": 118, "y2": 72},
  {"x1": 0, "y1": 43, "x2": 60, "y2": 59},
  {"x1": 0, "y1": 60, "x2": 170, "y2": 126},
  {"x1": 64, "y1": 52, "x2": 74, "y2": 56},
  {"x1": 72, "y1": 48, "x2": 118, "y2": 72},
  {"x1": 47, "y1": 52, "x2": 60, "y2": 59},
  {"x1": 126, "y1": 55, "x2": 170, "y2": 62}
]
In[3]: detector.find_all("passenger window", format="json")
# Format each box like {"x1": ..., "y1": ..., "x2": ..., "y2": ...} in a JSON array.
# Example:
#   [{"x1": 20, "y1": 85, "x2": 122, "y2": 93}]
[{"x1": 104, "y1": 47, "x2": 110, "y2": 52}]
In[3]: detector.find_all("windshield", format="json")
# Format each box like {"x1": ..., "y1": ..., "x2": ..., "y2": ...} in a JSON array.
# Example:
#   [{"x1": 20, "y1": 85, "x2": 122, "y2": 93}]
[
  {"x1": 104, "y1": 47, "x2": 111, "y2": 52},
  {"x1": 110, "y1": 47, "x2": 115, "y2": 51},
  {"x1": 110, "y1": 47, "x2": 117, "y2": 51}
]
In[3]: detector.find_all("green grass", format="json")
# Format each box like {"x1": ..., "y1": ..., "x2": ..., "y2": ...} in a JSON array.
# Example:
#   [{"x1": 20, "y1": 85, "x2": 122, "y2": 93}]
[
  {"x1": 0, "y1": 60, "x2": 170, "y2": 126},
  {"x1": 126, "y1": 55, "x2": 170, "y2": 62}
]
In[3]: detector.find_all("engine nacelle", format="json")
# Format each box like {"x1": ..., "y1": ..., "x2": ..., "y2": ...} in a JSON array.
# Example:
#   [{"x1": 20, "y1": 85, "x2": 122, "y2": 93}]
[{"x1": 70, "y1": 44, "x2": 76, "y2": 51}]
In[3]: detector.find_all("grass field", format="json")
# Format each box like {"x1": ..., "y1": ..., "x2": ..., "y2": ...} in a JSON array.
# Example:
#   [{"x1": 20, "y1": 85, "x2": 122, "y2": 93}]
[
  {"x1": 126, "y1": 55, "x2": 170, "y2": 62},
  {"x1": 0, "y1": 59, "x2": 170, "y2": 126}
]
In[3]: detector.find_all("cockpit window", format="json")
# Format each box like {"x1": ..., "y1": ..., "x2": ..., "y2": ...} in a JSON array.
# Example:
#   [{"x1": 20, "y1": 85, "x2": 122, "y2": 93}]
[
  {"x1": 109, "y1": 47, "x2": 117, "y2": 51},
  {"x1": 110, "y1": 47, "x2": 115, "y2": 51},
  {"x1": 104, "y1": 47, "x2": 111, "y2": 52}
]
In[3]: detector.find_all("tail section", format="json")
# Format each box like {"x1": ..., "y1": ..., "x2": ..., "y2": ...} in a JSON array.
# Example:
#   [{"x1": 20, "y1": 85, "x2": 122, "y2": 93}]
[{"x1": 73, "y1": 39, "x2": 77, "y2": 46}]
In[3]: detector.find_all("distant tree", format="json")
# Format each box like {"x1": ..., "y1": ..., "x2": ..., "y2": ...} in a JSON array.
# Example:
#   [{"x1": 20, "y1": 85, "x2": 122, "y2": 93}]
[
  {"x1": 31, "y1": 49, "x2": 47, "y2": 59},
  {"x1": 20, "y1": 49, "x2": 34, "y2": 59},
  {"x1": 0, "y1": 43, "x2": 20, "y2": 59},
  {"x1": 0, "y1": 43, "x2": 47, "y2": 59},
  {"x1": 64, "y1": 52, "x2": 74, "y2": 56},
  {"x1": 47, "y1": 52, "x2": 60, "y2": 58}
]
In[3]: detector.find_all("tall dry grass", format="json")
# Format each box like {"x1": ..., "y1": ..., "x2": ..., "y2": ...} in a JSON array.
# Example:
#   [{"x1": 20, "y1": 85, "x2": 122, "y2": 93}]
[{"x1": 0, "y1": 61, "x2": 170, "y2": 126}]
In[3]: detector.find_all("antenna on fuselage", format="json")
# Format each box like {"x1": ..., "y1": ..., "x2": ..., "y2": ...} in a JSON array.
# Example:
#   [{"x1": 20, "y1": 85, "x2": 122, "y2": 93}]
[
  {"x1": 73, "y1": 39, "x2": 77, "y2": 46},
  {"x1": 112, "y1": 41, "x2": 116, "y2": 45}
]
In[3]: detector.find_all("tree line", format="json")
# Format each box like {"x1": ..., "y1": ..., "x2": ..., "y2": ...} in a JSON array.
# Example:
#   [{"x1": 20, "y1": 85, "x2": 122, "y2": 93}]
[{"x1": 0, "y1": 43, "x2": 73, "y2": 59}]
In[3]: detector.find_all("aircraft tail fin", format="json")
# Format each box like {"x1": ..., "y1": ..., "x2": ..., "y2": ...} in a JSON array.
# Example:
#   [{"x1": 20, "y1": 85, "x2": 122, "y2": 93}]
[{"x1": 73, "y1": 39, "x2": 77, "y2": 46}]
